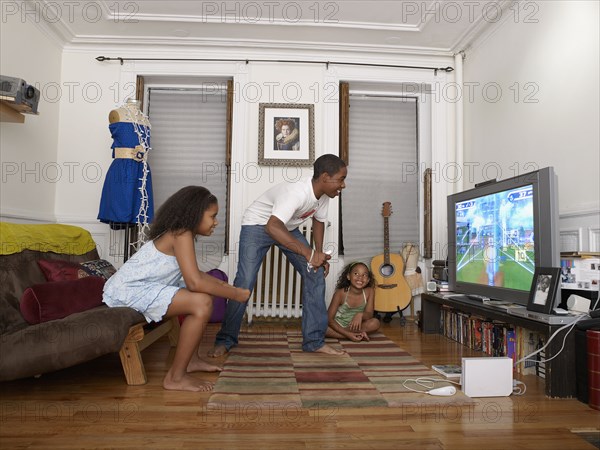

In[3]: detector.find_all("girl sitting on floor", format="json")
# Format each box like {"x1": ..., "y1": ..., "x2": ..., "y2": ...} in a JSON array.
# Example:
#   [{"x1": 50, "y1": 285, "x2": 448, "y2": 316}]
[{"x1": 326, "y1": 262, "x2": 380, "y2": 342}]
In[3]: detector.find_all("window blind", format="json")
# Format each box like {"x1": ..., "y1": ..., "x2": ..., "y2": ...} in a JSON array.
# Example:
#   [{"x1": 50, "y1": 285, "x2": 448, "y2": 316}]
[
  {"x1": 147, "y1": 88, "x2": 228, "y2": 271},
  {"x1": 341, "y1": 96, "x2": 419, "y2": 264}
]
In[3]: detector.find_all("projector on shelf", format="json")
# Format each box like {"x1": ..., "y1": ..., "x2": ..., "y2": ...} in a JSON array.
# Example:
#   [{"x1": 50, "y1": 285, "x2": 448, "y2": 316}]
[{"x1": 0, "y1": 75, "x2": 40, "y2": 114}]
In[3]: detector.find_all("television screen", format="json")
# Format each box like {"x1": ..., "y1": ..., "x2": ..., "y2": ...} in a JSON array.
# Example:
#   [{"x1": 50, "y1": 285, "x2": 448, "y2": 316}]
[
  {"x1": 447, "y1": 167, "x2": 560, "y2": 306},
  {"x1": 454, "y1": 184, "x2": 535, "y2": 292}
]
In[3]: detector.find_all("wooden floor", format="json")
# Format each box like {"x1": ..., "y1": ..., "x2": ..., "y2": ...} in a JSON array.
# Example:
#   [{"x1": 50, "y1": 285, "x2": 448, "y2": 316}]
[{"x1": 1, "y1": 317, "x2": 598, "y2": 449}]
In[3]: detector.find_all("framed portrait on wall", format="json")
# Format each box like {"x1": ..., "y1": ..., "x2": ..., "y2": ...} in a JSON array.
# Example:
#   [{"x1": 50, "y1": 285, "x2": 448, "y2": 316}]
[
  {"x1": 258, "y1": 103, "x2": 314, "y2": 166},
  {"x1": 527, "y1": 267, "x2": 561, "y2": 314}
]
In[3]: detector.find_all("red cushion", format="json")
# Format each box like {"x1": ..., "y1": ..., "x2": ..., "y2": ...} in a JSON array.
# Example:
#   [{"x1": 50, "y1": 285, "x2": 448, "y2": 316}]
[
  {"x1": 38, "y1": 258, "x2": 117, "y2": 282},
  {"x1": 20, "y1": 277, "x2": 106, "y2": 324},
  {"x1": 37, "y1": 259, "x2": 86, "y2": 281}
]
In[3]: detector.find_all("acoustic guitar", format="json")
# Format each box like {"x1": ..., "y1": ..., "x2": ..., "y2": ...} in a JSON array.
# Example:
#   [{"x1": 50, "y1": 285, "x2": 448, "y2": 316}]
[{"x1": 371, "y1": 202, "x2": 412, "y2": 312}]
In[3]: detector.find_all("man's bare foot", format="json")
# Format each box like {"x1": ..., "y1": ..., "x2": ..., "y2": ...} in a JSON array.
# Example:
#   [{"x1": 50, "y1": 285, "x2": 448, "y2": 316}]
[
  {"x1": 187, "y1": 354, "x2": 222, "y2": 373},
  {"x1": 207, "y1": 344, "x2": 229, "y2": 358},
  {"x1": 163, "y1": 372, "x2": 214, "y2": 392},
  {"x1": 314, "y1": 344, "x2": 346, "y2": 355}
]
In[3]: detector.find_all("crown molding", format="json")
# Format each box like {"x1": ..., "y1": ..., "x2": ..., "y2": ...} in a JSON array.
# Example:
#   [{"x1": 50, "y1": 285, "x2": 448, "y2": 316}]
[
  {"x1": 19, "y1": 1, "x2": 70, "y2": 49},
  {"x1": 120, "y1": 11, "x2": 423, "y2": 33},
  {"x1": 452, "y1": 0, "x2": 518, "y2": 54},
  {"x1": 62, "y1": 35, "x2": 456, "y2": 59},
  {"x1": 24, "y1": 0, "x2": 473, "y2": 57}
]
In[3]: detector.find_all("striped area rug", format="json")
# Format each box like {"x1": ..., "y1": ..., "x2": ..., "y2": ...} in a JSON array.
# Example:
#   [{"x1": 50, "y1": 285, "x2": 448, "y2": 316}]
[
  {"x1": 207, "y1": 331, "x2": 302, "y2": 409},
  {"x1": 207, "y1": 330, "x2": 474, "y2": 409}
]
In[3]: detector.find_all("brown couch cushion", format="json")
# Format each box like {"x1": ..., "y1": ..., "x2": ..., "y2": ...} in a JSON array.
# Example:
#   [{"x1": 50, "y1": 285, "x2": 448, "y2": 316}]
[
  {"x1": 20, "y1": 277, "x2": 105, "y2": 324},
  {"x1": 0, "y1": 305, "x2": 145, "y2": 382}
]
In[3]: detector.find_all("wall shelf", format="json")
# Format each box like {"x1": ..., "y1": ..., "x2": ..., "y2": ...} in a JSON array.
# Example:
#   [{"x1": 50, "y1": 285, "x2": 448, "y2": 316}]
[{"x1": 0, "y1": 101, "x2": 25, "y2": 123}]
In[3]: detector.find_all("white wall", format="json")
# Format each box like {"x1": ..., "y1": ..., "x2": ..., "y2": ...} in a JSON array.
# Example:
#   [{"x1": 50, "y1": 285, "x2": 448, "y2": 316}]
[
  {"x1": 0, "y1": 13, "x2": 63, "y2": 220},
  {"x1": 50, "y1": 49, "x2": 454, "y2": 302},
  {"x1": 463, "y1": 1, "x2": 599, "y2": 250}
]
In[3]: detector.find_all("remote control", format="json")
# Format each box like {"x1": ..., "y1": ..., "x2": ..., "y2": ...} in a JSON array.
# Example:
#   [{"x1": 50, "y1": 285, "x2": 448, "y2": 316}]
[{"x1": 428, "y1": 386, "x2": 456, "y2": 396}]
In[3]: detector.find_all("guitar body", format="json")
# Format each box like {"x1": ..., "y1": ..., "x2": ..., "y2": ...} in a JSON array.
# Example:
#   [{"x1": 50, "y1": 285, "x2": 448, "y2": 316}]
[
  {"x1": 371, "y1": 202, "x2": 413, "y2": 312},
  {"x1": 372, "y1": 254, "x2": 412, "y2": 312}
]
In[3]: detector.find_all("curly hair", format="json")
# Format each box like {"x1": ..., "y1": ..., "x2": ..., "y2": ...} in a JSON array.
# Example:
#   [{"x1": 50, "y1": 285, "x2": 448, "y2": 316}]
[
  {"x1": 313, "y1": 154, "x2": 346, "y2": 180},
  {"x1": 147, "y1": 186, "x2": 217, "y2": 240},
  {"x1": 335, "y1": 262, "x2": 374, "y2": 290},
  {"x1": 275, "y1": 118, "x2": 296, "y2": 132}
]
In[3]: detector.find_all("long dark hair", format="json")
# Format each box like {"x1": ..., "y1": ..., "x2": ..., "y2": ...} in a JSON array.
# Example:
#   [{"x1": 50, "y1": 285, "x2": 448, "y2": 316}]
[
  {"x1": 147, "y1": 186, "x2": 217, "y2": 240},
  {"x1": 335, "y1": 262, "x2": 374, "y2": 290}
]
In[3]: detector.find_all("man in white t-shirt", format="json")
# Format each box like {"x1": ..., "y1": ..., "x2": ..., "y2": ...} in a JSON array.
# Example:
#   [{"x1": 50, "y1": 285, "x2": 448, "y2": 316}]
[{"x1": 209, "y1": 154, "x2": 348, "y2": 356}]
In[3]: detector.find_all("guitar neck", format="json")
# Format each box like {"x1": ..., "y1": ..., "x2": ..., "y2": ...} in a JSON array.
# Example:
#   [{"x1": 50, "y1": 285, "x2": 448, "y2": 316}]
[{"x1": 383, "y1": 216, "x2": 390, "y2": 264}]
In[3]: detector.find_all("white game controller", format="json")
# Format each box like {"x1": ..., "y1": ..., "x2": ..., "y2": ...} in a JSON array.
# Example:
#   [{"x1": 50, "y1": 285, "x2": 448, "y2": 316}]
[
  {"x1": 428, "y1": 386, "x2": 457, "y2": 396},
  {"x1": 307, "y1": 249, "x2": 333, "y2": 272}
]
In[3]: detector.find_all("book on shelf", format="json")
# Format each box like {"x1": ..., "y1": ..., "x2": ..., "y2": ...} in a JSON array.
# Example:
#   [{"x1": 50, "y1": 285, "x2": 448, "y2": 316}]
[{"x1": 431, "y1": 364, "x2": 462, "y2": 379}]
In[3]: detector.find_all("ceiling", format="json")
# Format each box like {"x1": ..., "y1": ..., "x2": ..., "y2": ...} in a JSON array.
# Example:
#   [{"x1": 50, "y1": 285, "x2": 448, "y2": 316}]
[{"x1": 32, "y1": 0, "x2": 511, "y2": 55}]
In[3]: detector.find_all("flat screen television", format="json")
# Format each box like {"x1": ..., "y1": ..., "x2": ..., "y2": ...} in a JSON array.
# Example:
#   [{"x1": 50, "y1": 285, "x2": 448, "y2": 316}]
[{"x1": 447, "y1": 167, "x2": 560, "y2": 306}]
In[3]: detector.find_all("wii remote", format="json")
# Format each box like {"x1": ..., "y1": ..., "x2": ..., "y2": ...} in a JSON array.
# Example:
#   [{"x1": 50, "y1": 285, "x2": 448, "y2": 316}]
[
  {"x1": 307, "y1": 249, "x2": 333, "y2": 272},
  {"x1": 428, "y1": 386, "x2": 456, "y2": 396}
]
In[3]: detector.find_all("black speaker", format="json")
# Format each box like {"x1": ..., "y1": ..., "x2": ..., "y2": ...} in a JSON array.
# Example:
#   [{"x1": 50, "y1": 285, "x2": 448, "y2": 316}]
[{"x1": 432, "y1": 259, "x2": 448, "y2": 282}]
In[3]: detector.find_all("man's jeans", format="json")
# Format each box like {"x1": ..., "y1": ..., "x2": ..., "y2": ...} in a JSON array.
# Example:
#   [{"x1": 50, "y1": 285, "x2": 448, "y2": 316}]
[{"x1": 215, "y1": 225, "x2": 328, "y2": 352}]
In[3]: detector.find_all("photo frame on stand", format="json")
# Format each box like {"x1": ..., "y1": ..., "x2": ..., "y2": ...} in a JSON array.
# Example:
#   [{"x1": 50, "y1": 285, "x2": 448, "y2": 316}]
[
  {"x1": 258, "y1": 103, "x2": 314, "y2": 166},
  {"x1": 527, "y1": 267, "x2": 561, "y2": 314}
]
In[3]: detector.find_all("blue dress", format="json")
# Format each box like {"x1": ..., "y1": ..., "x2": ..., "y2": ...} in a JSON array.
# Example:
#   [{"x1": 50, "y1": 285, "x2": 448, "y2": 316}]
[
  {"x1": 103, "y1": 240, "x2": 181, "y2": 322},
  {"x1": 97, "y1": 122, "x2": 154, "y2": 226}
]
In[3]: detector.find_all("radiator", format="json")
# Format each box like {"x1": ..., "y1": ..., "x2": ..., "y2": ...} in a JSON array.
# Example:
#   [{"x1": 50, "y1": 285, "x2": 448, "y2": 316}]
[{"x1": 247, "y1": 226, "x2": 313, "y2": 323}]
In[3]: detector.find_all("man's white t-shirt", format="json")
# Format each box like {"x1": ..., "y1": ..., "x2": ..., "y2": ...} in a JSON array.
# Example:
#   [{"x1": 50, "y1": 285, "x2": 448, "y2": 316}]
[{"x1": 242, "y1": 177, "x2": 329, "y2": 231}]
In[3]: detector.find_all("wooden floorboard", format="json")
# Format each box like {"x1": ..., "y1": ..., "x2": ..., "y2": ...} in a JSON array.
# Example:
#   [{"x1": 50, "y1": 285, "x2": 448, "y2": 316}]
[{"x1": 1, "y1": 318, "x2": 598, "y2": 449}]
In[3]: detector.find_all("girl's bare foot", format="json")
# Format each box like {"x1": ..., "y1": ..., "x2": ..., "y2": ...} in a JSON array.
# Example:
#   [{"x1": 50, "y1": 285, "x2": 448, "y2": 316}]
[
  {"x1": 163, "y1": 372, "x2": 214, "y2": 392},
  {"x1": 314, "y1": 344, "x2": 346, "y2": 355},
  {"x1": 207, "y1": 344, "x2": 228, "y2": 358},
  {"x1": 187, "y1": 354, "x2": 222, "y2": 373}
]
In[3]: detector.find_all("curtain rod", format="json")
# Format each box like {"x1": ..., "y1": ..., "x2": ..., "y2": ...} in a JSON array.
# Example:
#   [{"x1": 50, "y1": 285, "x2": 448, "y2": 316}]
[{"x1": 95, "y1": 56, "x2": 454, "y2": 75}]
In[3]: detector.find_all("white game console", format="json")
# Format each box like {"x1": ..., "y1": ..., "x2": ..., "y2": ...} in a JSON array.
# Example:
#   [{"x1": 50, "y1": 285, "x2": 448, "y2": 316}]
[{"x1": 461, "y1": 357, "x2": 513, "y2": 397}]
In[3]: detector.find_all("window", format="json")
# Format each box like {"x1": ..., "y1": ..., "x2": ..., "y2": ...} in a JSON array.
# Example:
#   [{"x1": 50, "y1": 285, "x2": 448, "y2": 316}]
[
  {"x1": 341, "y1": 94, "x2": 420, "y2": 263},
  {"x1": 147, "y1": 83, "x2": 230, "y2": 271}
]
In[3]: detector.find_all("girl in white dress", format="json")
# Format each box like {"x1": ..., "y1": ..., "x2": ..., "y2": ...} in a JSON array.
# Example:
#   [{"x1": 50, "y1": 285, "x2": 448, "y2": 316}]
[{"x1": 103, "y1": 186, "x2": 250, "y2": 392}]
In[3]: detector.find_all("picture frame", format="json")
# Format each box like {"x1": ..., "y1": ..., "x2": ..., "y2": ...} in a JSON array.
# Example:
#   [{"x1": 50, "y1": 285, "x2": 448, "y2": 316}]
[
  {"x1": 258, "y1": 103, "x2": 314, "y2": 166},
  {"x1": 527, "y1": 267, "x2": 561, "y2": 314}
]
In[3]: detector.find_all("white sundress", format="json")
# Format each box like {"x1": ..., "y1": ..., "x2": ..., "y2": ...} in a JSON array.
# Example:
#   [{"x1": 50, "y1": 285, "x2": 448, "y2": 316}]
[{"x1": 103, "y1": 240, "x2": 182, "y2": 322}]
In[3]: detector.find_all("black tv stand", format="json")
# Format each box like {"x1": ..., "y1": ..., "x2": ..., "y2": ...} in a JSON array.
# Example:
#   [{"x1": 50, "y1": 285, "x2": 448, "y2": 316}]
[{"x1": 421, "y1": 292, "x2": 576, "y2": 398}]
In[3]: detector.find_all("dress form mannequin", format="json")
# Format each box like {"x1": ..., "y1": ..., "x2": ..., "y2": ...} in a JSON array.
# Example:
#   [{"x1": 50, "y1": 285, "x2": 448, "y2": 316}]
[
  {"x1": 108, "y1": 99, "x2": 151, "y2": 126},
  {"x1": 98, "y1": 98, "x2": 154, "y2": 259}
]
